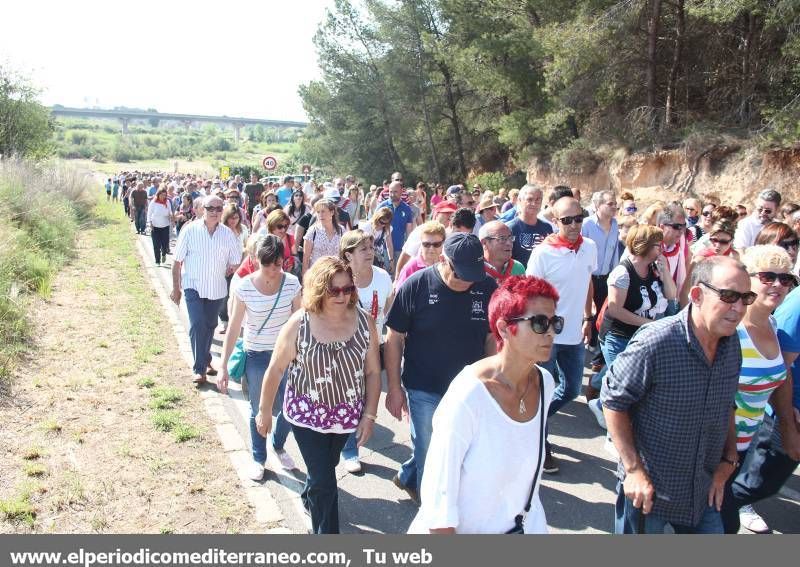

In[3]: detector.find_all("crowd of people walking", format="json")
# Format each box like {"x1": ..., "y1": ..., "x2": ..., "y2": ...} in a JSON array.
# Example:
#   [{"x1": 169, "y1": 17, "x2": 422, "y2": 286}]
[{"x1": 111, "y1": 169, "x2": 800, "y2": 535}]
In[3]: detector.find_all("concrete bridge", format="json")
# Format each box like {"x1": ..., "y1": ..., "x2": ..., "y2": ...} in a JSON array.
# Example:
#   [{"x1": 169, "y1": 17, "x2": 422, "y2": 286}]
[{"x1": 49, "y1": 106, "x2": 308, "y2": 143}]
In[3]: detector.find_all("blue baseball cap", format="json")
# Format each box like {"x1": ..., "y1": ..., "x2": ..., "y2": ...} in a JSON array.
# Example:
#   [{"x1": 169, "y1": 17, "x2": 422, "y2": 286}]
[{"x1": 443, "y1": 233, "x2": 486, "y2": 282}]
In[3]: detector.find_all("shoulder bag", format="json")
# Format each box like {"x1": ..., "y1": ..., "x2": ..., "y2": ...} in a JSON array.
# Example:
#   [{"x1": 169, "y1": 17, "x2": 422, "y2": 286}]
[
  {"x1": 227, "y1": 274, "x2": 286, "y2": 382},
  {"x1": 506, "y1": 370, "x2": 546, "y2": 534}
]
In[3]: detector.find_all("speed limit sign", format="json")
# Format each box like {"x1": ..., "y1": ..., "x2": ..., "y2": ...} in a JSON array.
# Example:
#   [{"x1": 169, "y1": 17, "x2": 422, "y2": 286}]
[{"x1": 262, "y1": 155, "x2": 278, "y2": 171}]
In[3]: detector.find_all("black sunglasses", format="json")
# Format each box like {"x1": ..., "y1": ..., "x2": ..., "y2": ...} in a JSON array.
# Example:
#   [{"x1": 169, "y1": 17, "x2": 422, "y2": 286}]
[
  {"x1": 507, "y1": 314, "x2": 564, "y2": 335},
  {"x1": 204, "y1": 205, "x2": 224, "y2": 213},
  {"x1": 699, "y1": 281, "x2": 757, "y2": 305},
  {"x1": 666, "y1": 223, "x2": 686, "y2": 230},
  {"x1": 558, "y1": 214, "x2": 584, "y2": 226},
  {"x1": 709, "y1": 236, "x2": 732, "y2": 246},
  {"x1": 421, "y1": 240, "x2": 444, "y2": 249},
  {"x1": 750, "y1": 271, "x2": 798, "y2": 287},
  {"x1": 701, "y1": 211, "x2": 714, "y2": 217},
  {"x1": 779, "y1": 238, "x2": 799, "y2": 250}
]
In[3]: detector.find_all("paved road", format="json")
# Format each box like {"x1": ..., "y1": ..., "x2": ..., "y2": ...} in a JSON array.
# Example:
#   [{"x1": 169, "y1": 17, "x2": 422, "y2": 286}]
[{"x1": 134, "y1": 225, "x2": 800, "y2": 534}]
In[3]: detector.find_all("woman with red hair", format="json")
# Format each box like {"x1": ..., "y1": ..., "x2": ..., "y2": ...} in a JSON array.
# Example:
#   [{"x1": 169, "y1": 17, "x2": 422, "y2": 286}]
[{"x1": 409, "y1": 276, "x2": 560, "y2": 534}]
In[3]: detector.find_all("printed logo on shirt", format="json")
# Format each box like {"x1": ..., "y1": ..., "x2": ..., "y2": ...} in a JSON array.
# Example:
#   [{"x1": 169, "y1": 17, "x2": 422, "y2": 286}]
[
  {"x1": 519, "y1": 232, "x2": 547, "y2": 251},
  {"x1": 428, "y1": 293, "x2": 439, "y2": 305},
  {"x1": 471, "y1": 299, "x2": 486, "y2": 321}
]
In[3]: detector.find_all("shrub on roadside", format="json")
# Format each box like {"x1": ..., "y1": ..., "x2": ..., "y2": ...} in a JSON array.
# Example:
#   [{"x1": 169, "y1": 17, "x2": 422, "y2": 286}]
[{"x1": 0, "y1": 158, "x2": 94, "y2": 391}]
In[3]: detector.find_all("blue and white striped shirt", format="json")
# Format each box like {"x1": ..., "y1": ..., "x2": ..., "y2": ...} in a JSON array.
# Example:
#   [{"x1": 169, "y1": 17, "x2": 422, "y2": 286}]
[{"x1": 173, "y1": 220, "x2": 242, "y2": 300}]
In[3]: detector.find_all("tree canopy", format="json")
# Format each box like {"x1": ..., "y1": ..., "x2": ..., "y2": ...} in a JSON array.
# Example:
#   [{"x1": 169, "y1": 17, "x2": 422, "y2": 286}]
[
  {"x1": 0, "y1": 66, "x2": 54, "y2": 159},
  {"x1": 299, "y1": 0, "x2": 800, "y2": 182}
]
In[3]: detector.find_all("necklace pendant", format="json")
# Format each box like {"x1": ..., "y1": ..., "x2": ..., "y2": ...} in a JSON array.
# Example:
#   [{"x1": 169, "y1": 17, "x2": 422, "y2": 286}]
[{"x1": 519, "y1": 398, "x2": 526, "y2": 414}]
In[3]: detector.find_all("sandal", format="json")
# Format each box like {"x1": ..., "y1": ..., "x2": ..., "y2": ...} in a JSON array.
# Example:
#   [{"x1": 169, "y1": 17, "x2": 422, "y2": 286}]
[
  {"x1": 206, "y1": 366, "x2": 218, "y2": 376},
  {"x1": 192, "y1": 374, "x2": 207, "y2": 385}
]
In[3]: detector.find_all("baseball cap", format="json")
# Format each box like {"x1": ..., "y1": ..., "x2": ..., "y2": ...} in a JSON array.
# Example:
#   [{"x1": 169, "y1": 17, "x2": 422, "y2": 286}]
[
  {"x1": 443, "y1": 233, "x2": 486, "y2": 282},
  {"x1": 433, "y1": 201, "x2": 457, "y2": 214},
  {"x1": 446, "y1": 185, "x2": 462, "y2": 196},
  {"x1": 477, "y1": 197, "x2": 497, "y2": 212},
  {"x1": 323, "y1": 187, "x2": 341, "y2": 202}
]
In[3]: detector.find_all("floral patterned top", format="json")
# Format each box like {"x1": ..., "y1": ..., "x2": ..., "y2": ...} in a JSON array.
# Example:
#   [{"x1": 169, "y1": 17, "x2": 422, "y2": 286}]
[{"x1": 283, "y1": 308, "x2": 370, "y2": 433}]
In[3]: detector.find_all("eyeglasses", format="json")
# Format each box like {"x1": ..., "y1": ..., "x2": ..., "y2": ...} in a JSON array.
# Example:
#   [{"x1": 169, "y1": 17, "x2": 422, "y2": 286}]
[
  {"x1": 558, "y1": 214, "x2": 584, "y2": 225},
  {"x1": 665, "y1": 223, "x2": 686, "y2": 230},
  {"x1": 779, "y1": 238, "x2": 799, "y2": 250},
  {"x1": 275, "y1": 224, "x2": 289, "y2": 230},
  {"x1": 699, "y1": 281, "x2": 757, "y2": 305},
  {"x1": 484, "y1": 235, "x2": 516, "y2": 243},
  {"x1": 507, "y1": 314, "x2": 564, "y2": 335},
  {"x1": 750, "y1": 271, "x2": 798, "y2": 287},
  {"x1": 702, "y1": 211, "x2": 714, "y2": 217},
  {"x1": 327, "y1": 284, "x2": 356, "y2": 297},
  {"x1": 421, "y1": 240, "x2": 444, "y2": 249},
  {"x1": 756, "y1": 207, "x2": 775, "y2": 215},
  {"x1": 709, "y1": 236, "x2": 732, "y2": 246},
  {"x1": 204, "y1": 206, "x2": 224, "y2": 213}
]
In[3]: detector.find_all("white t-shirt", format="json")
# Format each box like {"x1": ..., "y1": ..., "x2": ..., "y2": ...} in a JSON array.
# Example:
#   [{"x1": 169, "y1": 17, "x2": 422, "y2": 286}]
[
  {"x1": 356, "y1": 266, "x2": 393, "y2": 338},
  {"x1": 526, "y1": 238, "x2": 598, "y2": 345},
  {"x1": 733, "y1": 214, "x2": 764, "y2": 250},
  {"x1": 408, "y1": 365, "x2": 554, "y2": 534},
  {"x1": 401, "y1": 223, "x2": 425, "y2": 257},
  {"x1": 234, "y1": 273, "x2": 301, "y2": 351}
]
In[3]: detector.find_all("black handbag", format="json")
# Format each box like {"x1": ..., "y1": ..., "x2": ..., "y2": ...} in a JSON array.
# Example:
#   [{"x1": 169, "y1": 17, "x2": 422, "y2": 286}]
[{"x1": 506, "y1": 371, "x2": 546, "y2": 534}]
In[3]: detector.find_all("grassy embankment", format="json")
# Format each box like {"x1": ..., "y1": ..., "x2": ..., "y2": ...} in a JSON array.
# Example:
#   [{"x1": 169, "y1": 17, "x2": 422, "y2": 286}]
[{"x1": 0, "y1": 159, "x2": 94, "y2": 389}]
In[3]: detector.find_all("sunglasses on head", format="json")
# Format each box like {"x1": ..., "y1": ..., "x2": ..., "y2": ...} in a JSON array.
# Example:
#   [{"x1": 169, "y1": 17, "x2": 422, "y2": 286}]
[
  {"x1": 507, "y1": 314, "x2": 564, "y2": 335},
  {"x1": 699, "y1": 281, "x2": 757, "y2": 305},
  {"x1": 327, "y1": 284, "x2": 356, "y2": 297},
  {"x1": 558, "y1": 214, "x2": 584, "y2": 225},
  {"x1": 750, "y1": 271, "x2": 798, "y2": 287},
  {"x1": 204, "y1": 205, "x2": 223, "y2": 213},
  {"x1": 421, "y1": 240, "x2": 444, "y2": 249},
  {"x1": 709, "y1": 236, "x2": 732, "y2": 246}
]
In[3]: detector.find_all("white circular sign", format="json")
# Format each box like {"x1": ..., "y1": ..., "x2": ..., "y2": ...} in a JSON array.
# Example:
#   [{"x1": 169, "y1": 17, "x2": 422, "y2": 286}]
[{"x1": 262, "y1": 155, "x2": 278, "y2": 171}]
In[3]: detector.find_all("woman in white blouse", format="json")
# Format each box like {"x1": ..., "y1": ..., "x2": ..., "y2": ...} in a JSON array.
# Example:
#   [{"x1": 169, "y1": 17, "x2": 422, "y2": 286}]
[{"x1": 409, "y1": 275, "x2": 560, "y2": 534}]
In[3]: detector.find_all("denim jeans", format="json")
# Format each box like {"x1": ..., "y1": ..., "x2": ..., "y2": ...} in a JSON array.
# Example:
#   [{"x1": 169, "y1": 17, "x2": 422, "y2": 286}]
[
  {"x1": 591, "y1": 332, "x2": 631, "y2": 390},
  {"x1": 244, "y1": 349, "x2": 291, "y2": 464},
  {"x1": 150, "y1": 226, "x2": 170, "y2": 264},
  {"x1": 542, "y1": 342, "x2": 586, "y2": 418},
  {"x1": 183, "y1": 288, "x2": 224, "y2": 376},
  {"x1": 218, "y1": 274, "x2": 234, "y2": 323},
  {"x1": 398, "y1": 388, "x2": 443, "y2": 495},
  {"x1": 292, "y1": 425, "x2": 349, "y2": 534},
  {"x1": 720, "y1": 413, "x2": 799, "y2": 533},
  {"x1": 341, "y1": 432, "x2": 358, "y2": 461},
  {"x1": 614, "y1": 481, "x2": 724, "y2": 534},
  {"x1": 134, "y1": 206, "x2": 147, "y2": 233}
]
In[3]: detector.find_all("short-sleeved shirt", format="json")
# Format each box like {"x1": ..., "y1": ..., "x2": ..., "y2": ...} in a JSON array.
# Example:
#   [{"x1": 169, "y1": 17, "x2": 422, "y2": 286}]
[
  {"x1": 173, "y1": 221, "x2": 243, "y2": 300},
  {"x1": 303, "y1": 224, "x2": 344, "y2": 267},
  {"x1": 385, "y1": 266, "x2": 497, "y2": 395},
  {"x1": 600, "y1": 307, "x2": 742, "y2": 527},
  {"x1": 130, "y1": 188, "x2": 148, "y2": 208},
  {"x1": 356, "y1": 266, "x2": 393, "y2": 338},
  {"x1": 243, "y1": 182, "x2": 264, "y2": 213},
  {"x1": 506, "y1": 217, "x2": 553, "y2": 266},
  {"x1": 378, "y1": 199, "x2": 414, "y2": 252},
  {"x1": 733, "y1": 214, "x2": 764, "y2": 250},
  {"x1": 234, "y1": 273, "x2": 301, "y2": 351},
  {"x1": 526, "y1": 238, "x2": 597, "y2": 345},
  {"x1": 775, "y1": 286, "x2": 800, "y2": 410}
]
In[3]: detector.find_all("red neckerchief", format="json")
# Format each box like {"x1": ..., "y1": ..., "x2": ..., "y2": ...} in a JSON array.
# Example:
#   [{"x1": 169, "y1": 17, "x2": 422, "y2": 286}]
[
  {"x1": 484, "y1": 260, "x2": 514, "y2": 281},
  {"x1": 661, "y1": 241, "x2": 680, "y2": 257},
  {"x1": 155, "y1": 195, "x2": 167, "y2": 205},
  {"x1": 698, "y1": 245, "x2": 732, "y2": 258},
  {"x1": 545, "y1": 233, "x2": 583, "y2": 252},
  {"x1": 236, "y1": 256, "x2": 257, "y2": 278}
]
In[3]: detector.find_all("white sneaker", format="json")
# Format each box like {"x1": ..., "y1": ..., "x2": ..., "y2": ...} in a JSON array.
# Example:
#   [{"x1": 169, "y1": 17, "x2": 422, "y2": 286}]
[
  {"x1": 739, "y1": 504, "x2": 770, "y2": 533},
  {"x1": 274, "y1": 449, "x2": 296, "y2": 470},
  {"x1": 588, "y1": 399, "x2": 607, "y2": 430},
  {"x1": 246, "y1": 460, "x2": 265, "y2": 481},
  {"x1": 344, "y1": 458, "x2": 362, "y2": 474}
]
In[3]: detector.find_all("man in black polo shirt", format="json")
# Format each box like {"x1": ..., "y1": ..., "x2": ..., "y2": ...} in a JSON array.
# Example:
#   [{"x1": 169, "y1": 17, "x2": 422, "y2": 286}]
[{"x1": 384, "y1": 233, "x2": 498, "y2": 503}]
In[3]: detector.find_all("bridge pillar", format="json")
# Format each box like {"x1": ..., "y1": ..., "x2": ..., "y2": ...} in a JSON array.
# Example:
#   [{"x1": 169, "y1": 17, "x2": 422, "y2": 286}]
[
  {"x1": 120, "y1": 117, "x2": 129, "y2": 135},
  {"x1": 233, "y1": 122, "x2": 243, "y2": 145}
]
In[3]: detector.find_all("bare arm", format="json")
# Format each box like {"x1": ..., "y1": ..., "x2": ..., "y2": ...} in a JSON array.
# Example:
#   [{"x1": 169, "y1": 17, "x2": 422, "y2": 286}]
[
  {"x1": 582, "y1": 277, "x2": 594, "y2": 343},
  {"x1": 170, "y1": 261, "x2": 182, "y2": 304},
  {"x1": 217, "y1": 296, "x2": 247, "y2": 394},
  {"x1": 302, "y1": 237, "x2": 314, "y2": 277},
  {"x1": 606, "y1": 285, "x2": 652, "y2": 327},
  {"x1": 395, "y1": 250, "x2": 411, "y2": 277},
  {"x1": 356, "y1": 318, "x2": 382, "y2": 447},
  {"x1": 384, "y1": 327, "x2": 408, "y2": 420},
  {"x1": 604, "y1": 407, "x2": 655, "y2": 514}
]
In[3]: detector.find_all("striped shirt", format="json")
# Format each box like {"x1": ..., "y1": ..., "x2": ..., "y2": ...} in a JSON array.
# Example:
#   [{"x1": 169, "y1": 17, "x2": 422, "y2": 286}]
[
  {"x1": 283, "y1": 308, "x2": 371, "y2": 434},
  {"x1": 173, "y1": 220, "x2": 242, "y2": 300},
  {"x1": 234, "y1": 273, "x2": 301, "y2": 352},
  {"x1": 734, "y1": 318, "x2": 787, "y2": 452}
]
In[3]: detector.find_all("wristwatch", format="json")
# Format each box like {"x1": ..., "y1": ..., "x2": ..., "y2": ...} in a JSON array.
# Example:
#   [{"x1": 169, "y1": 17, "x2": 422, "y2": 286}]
[{"x1": 720, "y1": 456, "x2": 739, "y2": 468}]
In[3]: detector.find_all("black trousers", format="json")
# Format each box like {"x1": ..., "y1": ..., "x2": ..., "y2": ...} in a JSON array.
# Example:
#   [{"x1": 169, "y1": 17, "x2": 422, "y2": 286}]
[{"x1": 151, "y1": 226, "x2": 170, "y2": 264}]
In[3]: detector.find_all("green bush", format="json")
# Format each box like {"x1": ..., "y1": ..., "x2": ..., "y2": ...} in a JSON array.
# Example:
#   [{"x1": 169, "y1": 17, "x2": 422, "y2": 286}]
[
  {"x1": 468, "y1": 172, "x2": 507, "y2": 194},
  {"x1": 0, "y1": 159, "x2": 94, "y2": 389}
]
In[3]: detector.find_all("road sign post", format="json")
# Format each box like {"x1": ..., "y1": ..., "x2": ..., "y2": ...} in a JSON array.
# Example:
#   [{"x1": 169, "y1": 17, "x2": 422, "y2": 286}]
[{"x1": 262, "y1": 156, "x2": 278, "y2": 171}]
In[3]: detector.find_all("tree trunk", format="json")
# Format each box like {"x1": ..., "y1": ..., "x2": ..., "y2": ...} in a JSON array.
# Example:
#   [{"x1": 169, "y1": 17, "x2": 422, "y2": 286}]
[
  {"x1": 438, "y1": 61, "x2": 467, "y2": 179},
  {"x1": 646, "y1": 0, "x2": 663, "y2": 129},
  {"x1": 665, "y1": 0, "x2": 685, "y2": 126},
  {"x1": 739, "y1": 11, "x2": 757, "y2": 124}
]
